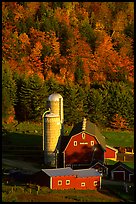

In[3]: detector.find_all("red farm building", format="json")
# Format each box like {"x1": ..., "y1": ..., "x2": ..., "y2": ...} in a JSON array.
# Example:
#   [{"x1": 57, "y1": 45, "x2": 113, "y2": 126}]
[
  {"x1": 104, "y1": 145, "x2": 118, "y2": 161},
  {"x1": 110, "y1": 161, "x2": 134, "y2": 182},
  {"x1": 59, "y1": 118, "x2": 106, "y2": 169},
  {"x1": 32, "y1": 167, "x2": 102, "y2": 190}
]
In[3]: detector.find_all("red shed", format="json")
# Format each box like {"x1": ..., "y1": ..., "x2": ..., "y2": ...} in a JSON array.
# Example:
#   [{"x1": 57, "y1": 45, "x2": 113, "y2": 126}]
[
  {"x1": 110, "y1": 161, "x2": 134, "y2": 182},
  {"x1": 61, "y1": 119, "x2": 106, "y2": 168},
  {"x1": 74, "y1": 168, "x2": 102, "y2": 190},
  {"x1": 32, "y1": 167, "x2": 102, "y2": 190},
  {"x1": 104, "y1": 145, "x2": 118, "y2": 161}
]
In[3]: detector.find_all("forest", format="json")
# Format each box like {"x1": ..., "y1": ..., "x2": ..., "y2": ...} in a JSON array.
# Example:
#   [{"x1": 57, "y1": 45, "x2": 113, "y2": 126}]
[{"x1": 2, "y1": 2, "x2": 134, "y2": 129}]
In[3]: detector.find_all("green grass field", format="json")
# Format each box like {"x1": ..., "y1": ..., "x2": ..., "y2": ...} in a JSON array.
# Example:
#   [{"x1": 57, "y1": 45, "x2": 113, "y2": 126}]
[
  {"x1": 102, "y1": 131, "x2": 134, "y2": 147},
  {"x1": 3, "y1": 122, "x2": 134, "y2": 147},
  {"x1": 2, "y1": 184, "x2": 126, "y2": 202}
]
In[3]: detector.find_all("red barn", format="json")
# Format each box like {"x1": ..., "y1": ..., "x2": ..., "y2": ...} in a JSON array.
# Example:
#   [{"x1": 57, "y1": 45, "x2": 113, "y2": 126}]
[
  {"x1": 32, "y1": 167, "x2": 102, "y2": 190},
  {"x1": 104, "y1": 145, "x2": 118, "y2": 161},
  {"x1": 60, "y1": 119, "x2": 106, "y2": 168}
]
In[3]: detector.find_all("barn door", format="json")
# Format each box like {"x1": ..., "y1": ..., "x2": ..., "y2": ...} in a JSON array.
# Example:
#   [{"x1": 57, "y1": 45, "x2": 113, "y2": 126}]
[{"x1": 112, "y1": 171, "x2": 125, "y2": 181}]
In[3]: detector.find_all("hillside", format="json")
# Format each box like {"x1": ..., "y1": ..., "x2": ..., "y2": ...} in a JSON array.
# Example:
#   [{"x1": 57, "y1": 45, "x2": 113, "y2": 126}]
[{"x1": 2, "y1": 2, "x2": 134, "y2": 129}]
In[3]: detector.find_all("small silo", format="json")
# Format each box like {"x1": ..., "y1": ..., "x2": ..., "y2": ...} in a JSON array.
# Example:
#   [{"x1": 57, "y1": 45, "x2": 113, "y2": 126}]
[{"x1": 43, "y1": 113, "x2": 61, "y2": 166}]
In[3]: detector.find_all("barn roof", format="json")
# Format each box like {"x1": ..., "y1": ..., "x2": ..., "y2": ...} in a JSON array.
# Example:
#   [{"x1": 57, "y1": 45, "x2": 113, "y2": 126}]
[
  {"x1": 111, "y1": 161, "x2": 134, "y2": 173},
  {"x1": 41, "y1": 167, "x2": 74, "y2": 177},
  {"x1": 68, "y1": 119, "x2": 106, "y2": 151},
  {"x1": 74, "y1": 168, "x2": 101, "y2": 177},
  {"x1": 41, "y1": 167, "x2": 101, "y2": 178},
  {"x1": 90, "y1": 160, "x2": 108, "y2": 169},
  {"x1": 106, "y1": 145, "x2": 118, "y2": 152}
]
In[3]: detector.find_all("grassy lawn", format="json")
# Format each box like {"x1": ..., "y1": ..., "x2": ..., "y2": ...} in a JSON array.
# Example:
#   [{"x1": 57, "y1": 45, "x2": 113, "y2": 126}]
[
  {"x1": 3, "y1": 122, "x2": 134, "y2": 147},
  {"x1": 2, "y1": 184, "x2": 124, "y2": 202},
  {"x1": 102, "y1": 131, "x2": 134, "y2": 147},
  {"x1": 105, "y1": 159, "x2": 134, "y2": 169},
  {"x1": 104, "y1": 184, "x2": 134, "y2": 202}
]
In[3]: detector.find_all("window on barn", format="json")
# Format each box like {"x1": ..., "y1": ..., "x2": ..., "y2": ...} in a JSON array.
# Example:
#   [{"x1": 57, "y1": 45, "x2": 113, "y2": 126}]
[
  {"x1": 58, "y1": 180, "x2": 62, "y2": 185},
  {"x1": 74, "y1": 141, "x2": 77, "y2": 146},
  {"x1": 91, "y1": 141, "x2": 94, "y2": 146},
  {"x1": 66, "y1": 180, "x2": 70, "y2": 185},
  {"x1": 94, "y1": 181, "x2": 97, "y2": 186},
  {"x1": 81, "y1": 182, "x2": 85, "y2": 186},
  {"x1": 82, "y1": 133, "x2": 85, "y2": 139}
]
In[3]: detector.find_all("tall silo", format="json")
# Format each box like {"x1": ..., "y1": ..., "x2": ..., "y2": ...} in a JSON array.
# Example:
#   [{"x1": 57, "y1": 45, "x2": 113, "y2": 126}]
[
  {"x1": 43, "y1": 93, "x2": 64, "y2": 167},
  {"x1": 43, "y1": 113, "x2": 61, "y2": 166}
]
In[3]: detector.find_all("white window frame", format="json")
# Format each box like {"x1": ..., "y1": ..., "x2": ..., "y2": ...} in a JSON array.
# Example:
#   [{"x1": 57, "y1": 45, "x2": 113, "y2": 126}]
[
  {"x1": 129, "y1": 174, "x2": 133, "y2": 182},
  {"x1": 94, "y1": 181, "x2": 98, "y2": 186},
  {"x1": 66, "y1": 180, "x2": 70, "y2": 185},
  {"x1": 91, "y1": 141, "x2": 94, "y2": 146},
  {"x1": 58, "y1": 180, "x2": 62, "y2": 186},
  {"x1": 82, "y1": 133, "x2": 85, "y2": 139},
  {"x1": 81, "y1": 182, "x2": 85, "y2": 187},
  {"x1": 74, "y1": 141, "x2": 77, "y2": 146}
]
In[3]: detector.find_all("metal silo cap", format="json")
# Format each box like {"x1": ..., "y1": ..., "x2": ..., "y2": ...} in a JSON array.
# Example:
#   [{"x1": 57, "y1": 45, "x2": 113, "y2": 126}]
[{"x1": 48, "y1": 93, "x2": 63, "y2": 101}]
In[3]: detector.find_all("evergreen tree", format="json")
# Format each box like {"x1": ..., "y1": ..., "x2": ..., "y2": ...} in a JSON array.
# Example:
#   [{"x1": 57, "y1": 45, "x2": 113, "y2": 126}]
[
  {"x1": 63, "y1": 83, "x2": 86, "y2": 126},
  {"x1": 15, "y1": 74, "x2": 48, "y2": 121},
  {"x1": 2, "y1": 61, "x2": 17, "y2": 121}
]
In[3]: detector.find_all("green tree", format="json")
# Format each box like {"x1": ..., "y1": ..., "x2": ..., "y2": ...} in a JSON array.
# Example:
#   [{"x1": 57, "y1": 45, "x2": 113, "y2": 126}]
[
  {"x1": 63, "y1": 83, "x2": 86, "y2": 126},
  {"x1": 87, "y1": 88, "x2": 103, "y2": 126},
  {"x1": 15, "y1": 74, "x2": 48, "y2": 121},
  {"x1": 79, "y1": 21, "x2": 97, "y2": 53},
  {"x1": 2, "y1": 61, "x2": 17, "y2": 121},
  {"x1": 103, "y1": 81, "x2": 134, "y2": 128}
]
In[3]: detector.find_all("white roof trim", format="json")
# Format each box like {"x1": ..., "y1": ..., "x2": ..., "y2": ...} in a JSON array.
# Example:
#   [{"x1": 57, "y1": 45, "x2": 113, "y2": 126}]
[
  {"x1": 111, "y1": 164, "x2": 134, "y2": 173},
  {"x1": 63, "y1": 132, "x2": 101, "y2": 153},
  {"x1": 91, "y1": 162, "x2": 108, "y2": 169},
  {"x1": 106, "y1": 145, "x2": 118, "y2": 153}
]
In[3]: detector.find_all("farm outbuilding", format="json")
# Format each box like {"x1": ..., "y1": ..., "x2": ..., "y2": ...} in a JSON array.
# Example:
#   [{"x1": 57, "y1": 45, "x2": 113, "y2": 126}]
[
  {"x1": 59, "y1": 118, "x2": 106, "y2": 168},
  {"x1": 90, "y1": 160, "x2": 108, "y2": 177},
  {"x1": 104, "y1": 145, "x2": 118, "y2": 161},
  {"x1": 110, "y1": 161, "x2": 134, "y2": 182},
  {"x1": 32, "y1": 167, "x2": 102, "y2": 190}
]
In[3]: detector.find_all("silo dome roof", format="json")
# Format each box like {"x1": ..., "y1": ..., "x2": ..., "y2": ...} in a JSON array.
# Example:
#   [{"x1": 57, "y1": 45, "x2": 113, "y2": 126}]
[{"x1": 48, "y1": 93, "x2": 63, "y2": 101}]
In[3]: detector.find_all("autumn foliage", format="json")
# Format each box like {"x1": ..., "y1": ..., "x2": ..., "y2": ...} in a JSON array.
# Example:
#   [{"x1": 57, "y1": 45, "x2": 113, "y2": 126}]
[{"x1": 2, "y1": 2, "x2": 134, "y2": 128}]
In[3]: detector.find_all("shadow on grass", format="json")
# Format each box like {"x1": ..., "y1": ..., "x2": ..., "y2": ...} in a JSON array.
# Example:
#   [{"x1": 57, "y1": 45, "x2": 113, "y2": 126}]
[
  {"x1": 2, "y1": 131, "x2": 43, "y2": 164},
  {"x1": 3, "y1": 131, "x2": 42, "y2": 146}
]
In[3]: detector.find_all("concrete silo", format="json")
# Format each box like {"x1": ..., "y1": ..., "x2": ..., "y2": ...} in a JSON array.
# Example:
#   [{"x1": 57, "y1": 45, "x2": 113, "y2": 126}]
[
  {"x1": 43, "y1": 93, "x2": 64, "y2": 167},
  {"x1": 43, "y1": 113, "x2": 61, "y2": 166}
]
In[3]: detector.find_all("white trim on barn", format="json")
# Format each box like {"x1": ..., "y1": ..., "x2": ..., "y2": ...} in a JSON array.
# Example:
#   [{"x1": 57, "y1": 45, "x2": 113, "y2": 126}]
[
  {"x1": 105, "y1": 145, "x2": 118, "y2": 161},
  {"x1": 111, "y1": 170, "x2": 125, "y2": 181},
  {"x1": 50, "y1": 177, "x2": 52, "y2": 189},
  {"x1": 106, "y1": 145, "x2": 118, "y2": 153},
  {"x1": 66, "y1": 180, "x2": 70, "y2": 185},
  {"x1": 112, "y1": 164, "x2": 133, "y2": 174},
  {"x1": 63, "y1": 131, "x2": 102, "y2": 153},
  {"x1": 81, "y1": 182, "x2": 85, "y2": 187},
  {"x1": 100, "y1": 176, "x2": 102, "y2": 189},
  {"x1": 129, "y1": 174, "x2": 134, "y2": 182},
  {"x1": 94, "y1": 181, "x2": 98, "y2": 186}
]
